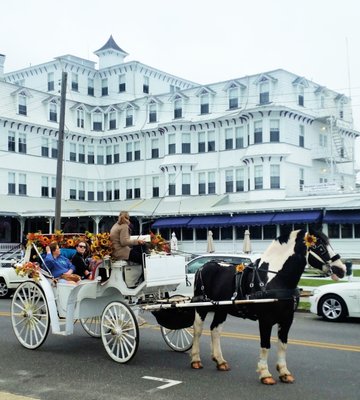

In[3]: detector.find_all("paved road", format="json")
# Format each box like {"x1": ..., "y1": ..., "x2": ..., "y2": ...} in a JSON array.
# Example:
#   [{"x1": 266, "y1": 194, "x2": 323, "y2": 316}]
[{"x1": 0, "y1": 300, "x2": 359, "y2": 400}]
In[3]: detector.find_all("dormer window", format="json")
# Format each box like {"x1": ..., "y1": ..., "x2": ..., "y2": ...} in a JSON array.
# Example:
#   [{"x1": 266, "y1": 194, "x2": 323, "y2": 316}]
[
  {"x1": 298, "y1": 85, "x2": 304, "y2": 106},
  {"x1": 149, "y1": 103, "x2": 157, "y2": 123},
  {"x1": 259, "y1": 81, "x2": 269, "y2": 105},
  {"x1": 18, "y1": 92, "x2": 27, "y2": 116},
  {"x1": 228, "y1": 87, "x2": 238, "y2": 109},
  {"x1": 92, "y1": 109, "x2": 104, "y2": 131},
  {"x1": 143, "y1": 76, "x2": 149, "y2": 94},
  {"x1": 49, "y1": 100, "x2": 58, "y2": 122},
  {"x1": 77, "y1": 107, "x2": 85, "y2": 128},
  {"x1": 200, "y1": 93, "x2": 209, "y2": 114},
  {"x1": 126, "y1": 107, "x2": 134, "y2": 127},
  {"x1": 108, "y1": 107, "x2": 117, "y2": 130},
  {"x1": 174, "y1": 98, "x2": 182, "y2": 119}
]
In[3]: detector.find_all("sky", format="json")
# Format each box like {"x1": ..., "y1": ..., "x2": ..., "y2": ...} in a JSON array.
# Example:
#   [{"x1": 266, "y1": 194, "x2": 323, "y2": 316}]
[{"x1": 1, "y1": 0, "x2": 360, "y2": 137}]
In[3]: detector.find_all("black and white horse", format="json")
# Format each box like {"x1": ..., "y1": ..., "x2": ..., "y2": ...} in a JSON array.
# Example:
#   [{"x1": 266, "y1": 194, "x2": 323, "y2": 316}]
[{"x1": 190, "y1": 229, "x2": 345, "y2": 384}]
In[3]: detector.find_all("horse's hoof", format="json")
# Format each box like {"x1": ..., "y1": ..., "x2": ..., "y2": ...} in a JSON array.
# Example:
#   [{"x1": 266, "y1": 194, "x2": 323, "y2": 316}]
[
  {"x1": 191, "y1": 361, "x2": 203, "y2": 369},
  {"x1": 279, "y1": 374, "x2": 295, "y2": 383},
  {"x1": 260, "y1": 377, "x2": 277, "y2": 385},
  {"x1": 216, "y1": 362, "x2": 231, "y2": 371}
]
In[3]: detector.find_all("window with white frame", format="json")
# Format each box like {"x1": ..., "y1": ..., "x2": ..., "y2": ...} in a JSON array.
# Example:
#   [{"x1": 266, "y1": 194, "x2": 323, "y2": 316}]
[
  {"x1": 298, "y1": 85, "x2": 304, "y2": 106},
  {"x1": 168, "y1": 134, "x2": 176, "y2": 154},
  {"x1": 270, "y1": 119, "x2": 280, "y2": 142},
  {"x1": 270, "y1": 164, "x2": 280, "y2": 189},
  {"x1": 18, "y1": 92, "x2": 27, "y2": 115},
  {"x1": 8, "y1": 172, "x2": 15, "y2": 194},
  {"x1": 208, "y1": 171, "x2": 216, "y2": 194},
  {"x1": 134, "y1": 141, "x2": 140, "y2": 160},
  {"x1": 228, "y1": 87, "x2": 238, "y2": 109},
  {"x1": 108, "y1": 108, "x2": 117, "y2": 130},
  {"x1": 198, "y1": 132, "x2": 206, "y2": 153},
  {"x1": 299, "y1": 125, "x2": 305, "y2": 147},
  {"x1": 254, "y1": 165, "x2": 263, "y2": 189},
  {"x1": 208, "y1": 130, "x2": 215, "y2": 152},
  {"x1": 134, "y1": 178, "x2": 141, "y2": 198},
  {"x1": 97, "y1": 146, "x2": 104, "y2": 164},
  {"x1": 225, "y1": 170, "x2": 233, "y2": 193},
  {"x1": 319, "y1": 133, "x2": 328, "y2": 148},
  {"x1": 126, "y1": 142, "x2": 132, "y2": 161},
  {"x1": 79, "y1": 144, "x2": 85, "y2": 163},
  {"x1": 259, "y1": 81, "x2": 270, "y2": 104},
  {"x1": 48, "y1": 72, "x2": 54, "y2": 91},
  {"x1": 143, "y1": 76, "x2": 149, "y2": 94},
  {"x1": 51, "y1": 177, "x2": 56, "y2": 197},
  {"x1": 97, "y1": 182, "x2": 104, "y2": 201},
  {"x1": 41, "y1": 176, "x2": 49, "y2": 197},
  {"x1": 182, "y1": 173, "x2": 191, "y2": 195},
  {"x1": 106, "y1": 181, "x2": 112, "y2": 201},
  {"x1": 101, "y1": 78, "x2": 108, "y2": 96},
  {"x1": 69, "y1": 143, "x2": 76, "y2": 162},
  {"x1": 88, "y1": 78, "x2": 94, "y2": 96},
  {"x1": 152, "y1": 176, "x2": 159, "y2": 197},
  {"x1": 77, "y1": 107, "x2": 85, "y2": 128},
  {"x1": 41, "y1": 137, "x2": 49, "y2": 157},
  {"x1": 151, "y1": 138, "x2": 159, "y2": 158},
  {"x1": 18, "y1": 173, "x2": 27, "y2": 195},
  {"x1": 49, "y1": 101, "x2": 57, "y2": 122},
  {"x1": 88, "y1": 181, "x2": 95, "y2": 201},
  {"x1": 114, "y1": 144, "x2": 120, "y2": 163},
  {"x1": 106, "y1": 145, "x2": 112, "y2": 164},
  {"x1": 225, "y1": 128, "x2": 233, "y2": 150},
  {"x1": 254, "y1": 121, "x2": 263, "y2": 144},
  {"x1": 8, "y1": 131, "x2": 15, "y2": 152},
  {"x1": 114, "y1": 180, "x2": 120, "y2": 200},
  {"x1": 235, "y1": 168, "x2": 245, "y2": 192},
  {"x1": 92, "y1": 110, "x2": 103, "y2": 131},
  {"x1": 119, "y1": 74, "x2": 126, "y2": 92},
  {"x1": 235, "y1": 126, "x2": 245, "y2": 148},
  {"x1": 149, "y1": 103, "x2": 157, "y2": 123},
  {"x1": 126, "y1": 179, "x2": 132, "y2": 199},
  {"x1": 51, "y1": 139, "x2": 58, "y2": 158},
  {"x1": 200, "y1": 93, "x2": 209, "y2": 114},
  {"x1": 88, "y1": 145, "x2": 95, "y2": 164},
  {"x1": 79, "y1": 180, "x2": 85, "y2": 200},
  {"x1": 168, "y1": 173, "x2": 176, "y2": 196},
  {"x1": 18, "y1": 133, "x2": 26, "y2": 154},
  {"x1": 125, "y1": 107, "x2": 133, "y2": 127},
  {"x1": 72, "y1": 73, "x2": 79, "y2": 91},
  {"x1": 299, "y1": 168, "x2": 304, "y2": 191},
  {"x1": 174, "y1": 98, "x2": 182, "y2": 119},
  {"x1": 198, "y1": 172, "x2": 206, "y2": 194},
  {"x1": 182, "y1": 133, "x2": 191, "y2": 153},
  {"x1": 69, "y1": 179, "x2": 77, "y2": 200}
]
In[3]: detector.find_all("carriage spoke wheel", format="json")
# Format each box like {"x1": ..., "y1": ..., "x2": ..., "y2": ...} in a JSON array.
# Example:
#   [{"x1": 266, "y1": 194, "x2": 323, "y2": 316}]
[
  {"x1": 101, "y1": 301, "x2": 139, "y2": 363},
  {"x1": 11, "y1": 281, "x2": 50, "y2": 349},
  {"x1": 161, "y1": 326, "x2": 193, "y2": 352},
  {"x1": 80, "y1": 316, "x2": 101, "y2": 338}
]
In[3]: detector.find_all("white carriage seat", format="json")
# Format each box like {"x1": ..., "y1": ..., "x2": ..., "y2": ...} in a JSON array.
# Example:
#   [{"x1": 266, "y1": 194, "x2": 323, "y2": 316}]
[{"x1": 123, "y1": 261, "x2": 144, "y2": 288}]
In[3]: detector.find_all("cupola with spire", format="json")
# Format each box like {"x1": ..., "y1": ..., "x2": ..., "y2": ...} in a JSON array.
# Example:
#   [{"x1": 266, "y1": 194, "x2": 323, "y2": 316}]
[{"x1": 94, "y1": 35, "x2": 129, "y2": 69}]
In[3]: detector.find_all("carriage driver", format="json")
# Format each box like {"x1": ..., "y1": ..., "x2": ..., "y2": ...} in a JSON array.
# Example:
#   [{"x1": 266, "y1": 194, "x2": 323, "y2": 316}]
[{"x1": 110, "y1": 211, "x2": 146, "y2": 264}]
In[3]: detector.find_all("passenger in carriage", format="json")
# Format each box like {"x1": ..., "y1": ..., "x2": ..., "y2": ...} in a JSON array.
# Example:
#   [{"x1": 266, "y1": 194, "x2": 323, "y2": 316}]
[
  {"x1": 44, "y1": 241, "x2": 78, "y2": 280},
  {"x1": 110, "y1": 211, "x2": 146, "y2": 265},
  {"x1": 71, "y1": 241, "x2": 92, "y2": 279}
]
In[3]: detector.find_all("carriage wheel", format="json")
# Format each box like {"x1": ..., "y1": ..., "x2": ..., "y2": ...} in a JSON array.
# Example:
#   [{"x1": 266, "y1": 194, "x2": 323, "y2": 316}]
[
  {"x1": 11, "y1": 281, "x2": 50, "y2": 349},
  {"x1": 101, "y1": 301, "x2": 139, "y2": 363},
  {"x1": 80, "y1": 316, "x2": 101, "y2": 338},
  {"x1": 161, "y1": 326, "x2": 193, "y2": 352}
]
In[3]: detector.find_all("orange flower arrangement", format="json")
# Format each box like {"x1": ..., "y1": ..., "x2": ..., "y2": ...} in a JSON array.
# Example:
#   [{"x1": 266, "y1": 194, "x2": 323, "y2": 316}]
[
  {"x1": 15, "y1": 261, "x2": 41, "y2": 282},
  {"x1": 149, "y1": 232, "x2": 170, "y2": 254},
  {"x1": 86, "y1": 231, "x2": 112, "y2": 260},
  {"x1": 26, "y1": 231, "x2": 87, "y2": 252},
  {"x1": 235, "y1": 263, "x2": 245, "y2": 273},
  {"x1": 304, "y1": 233, "x2": 317, "y2": 248}
]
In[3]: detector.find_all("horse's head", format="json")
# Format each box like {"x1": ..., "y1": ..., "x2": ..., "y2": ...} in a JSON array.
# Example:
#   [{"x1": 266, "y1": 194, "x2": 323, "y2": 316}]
[{"x1": 305, "y1": 230, "x2": 346, "y2": 280}]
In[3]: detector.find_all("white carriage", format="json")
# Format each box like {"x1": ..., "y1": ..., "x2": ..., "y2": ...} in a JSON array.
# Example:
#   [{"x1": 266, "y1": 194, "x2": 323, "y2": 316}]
[{"x1": 11, "y1": 249, "x2": 194, "y2": 363}]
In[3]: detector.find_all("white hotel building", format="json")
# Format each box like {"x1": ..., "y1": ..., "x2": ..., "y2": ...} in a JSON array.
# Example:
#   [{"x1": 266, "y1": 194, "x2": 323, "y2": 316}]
[{"x1": 0, "y1": 36, "x2": 359, "y2": 257}]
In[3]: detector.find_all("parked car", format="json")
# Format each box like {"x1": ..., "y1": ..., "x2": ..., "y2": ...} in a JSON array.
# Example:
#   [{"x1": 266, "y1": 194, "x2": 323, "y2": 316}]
[
  {"x1": 0, "y1": 262, "x2": 27, "y2": 298},
  {"x1": 172, "y1": 253, "x2": 261, "y2": 298},
  {"x1": 309, "y1": 281, "x2": 360, "y2": 322}
]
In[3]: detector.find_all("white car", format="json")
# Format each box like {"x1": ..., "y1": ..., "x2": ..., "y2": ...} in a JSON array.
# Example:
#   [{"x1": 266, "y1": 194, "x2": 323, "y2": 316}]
[
  {"x1": 309, "y1": 281, "x2": 360, "y2": 322},
  {"x1": 172, "y1": 253, "x2": 260, "y2": 298},
  {"x1": 0, "y1": 262, "x2": 27, "y2": 298}
]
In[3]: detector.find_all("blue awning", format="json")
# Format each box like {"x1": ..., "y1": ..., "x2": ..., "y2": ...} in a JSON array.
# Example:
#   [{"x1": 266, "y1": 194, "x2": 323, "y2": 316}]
[
  {"x1": 323, "y1": 211, "x2": 360, "y2": 224},
  {"x1": 152, "y1": 217, "x2": 192, "y2": 228},
  {"x1": 271, "y1": 210, "x2": 322, "y2": 224},
  {"x1": 187, "y1": 215, "x2": 232, "y2": 228},
  {"x1": 231, "y1": 213, "x2": 275, "y2": 226}
]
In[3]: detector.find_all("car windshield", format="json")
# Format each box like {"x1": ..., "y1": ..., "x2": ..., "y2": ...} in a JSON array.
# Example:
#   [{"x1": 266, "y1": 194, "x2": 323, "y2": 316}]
[{"x1": 187, "y1": 256, "x2": 253, "y2": 274}]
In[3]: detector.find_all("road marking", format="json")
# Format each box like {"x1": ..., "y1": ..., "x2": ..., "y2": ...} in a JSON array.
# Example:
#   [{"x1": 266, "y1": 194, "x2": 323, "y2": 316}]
[{"x1": 142, "y1": 376, "x2": 182, "y2": 393}]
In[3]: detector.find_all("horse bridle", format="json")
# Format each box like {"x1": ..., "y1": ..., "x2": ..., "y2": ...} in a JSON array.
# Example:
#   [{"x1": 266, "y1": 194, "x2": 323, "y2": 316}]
[{"x1": 306, "y1": 238, "x2": 341, "y2": 276}]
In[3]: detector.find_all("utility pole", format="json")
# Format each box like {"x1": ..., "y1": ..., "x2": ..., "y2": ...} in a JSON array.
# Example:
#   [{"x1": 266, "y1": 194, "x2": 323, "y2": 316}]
[{"x1": 54, "y1": 71, "x2": 67, "y2": 231}]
